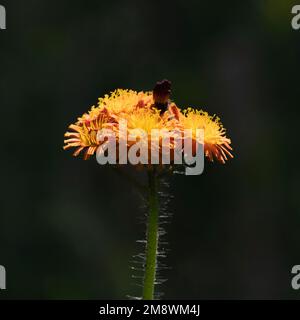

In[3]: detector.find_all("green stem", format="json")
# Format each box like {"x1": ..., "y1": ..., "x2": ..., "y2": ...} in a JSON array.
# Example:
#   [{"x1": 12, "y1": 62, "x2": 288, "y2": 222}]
[{"x1": 143, "y1": 169, "x2": 159, "y2": 300}]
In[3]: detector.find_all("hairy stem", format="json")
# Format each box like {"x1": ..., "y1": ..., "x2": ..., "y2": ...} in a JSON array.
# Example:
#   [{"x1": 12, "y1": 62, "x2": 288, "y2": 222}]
[{"x1": 143, "y1": 168, "x2": 159, "y2": 300}]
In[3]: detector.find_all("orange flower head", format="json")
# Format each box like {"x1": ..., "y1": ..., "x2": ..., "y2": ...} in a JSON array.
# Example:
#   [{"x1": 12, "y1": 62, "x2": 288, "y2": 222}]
[{"x1": 63, "y1": 81, "x2": 233, "y2": 165}]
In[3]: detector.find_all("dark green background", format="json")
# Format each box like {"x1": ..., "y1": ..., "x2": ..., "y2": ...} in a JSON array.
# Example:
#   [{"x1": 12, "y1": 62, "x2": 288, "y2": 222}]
[{"x1": 1, "y1": 0, "x2": 300, "y2": 299}]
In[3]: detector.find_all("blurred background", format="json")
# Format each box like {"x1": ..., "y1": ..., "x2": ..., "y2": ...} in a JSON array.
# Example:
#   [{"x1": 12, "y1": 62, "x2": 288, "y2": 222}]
[{"x1": 0, "y1": 0, "x2": 300, "y2": 299}]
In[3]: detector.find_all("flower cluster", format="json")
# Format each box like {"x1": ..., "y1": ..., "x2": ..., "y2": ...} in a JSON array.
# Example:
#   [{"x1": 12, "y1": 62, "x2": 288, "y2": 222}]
[{"x1": 63, "y1": 81, "x2": 233, "y2": 164}]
